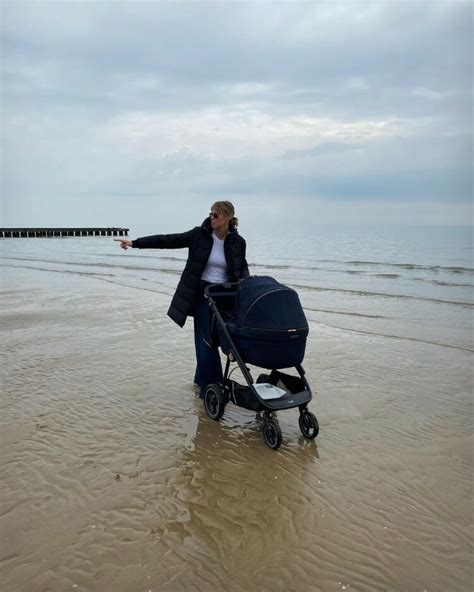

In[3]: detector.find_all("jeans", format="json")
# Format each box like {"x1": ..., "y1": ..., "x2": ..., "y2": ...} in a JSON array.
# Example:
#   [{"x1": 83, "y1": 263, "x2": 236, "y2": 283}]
[{"x1": 193, "y1": 290, "x2": 223, "y2": 398}]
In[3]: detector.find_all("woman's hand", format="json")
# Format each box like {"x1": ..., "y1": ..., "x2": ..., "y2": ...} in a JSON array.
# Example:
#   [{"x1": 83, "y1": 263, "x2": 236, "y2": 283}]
[{"x1": 114, "y1": 238, "x2": 133, "y2": 250}]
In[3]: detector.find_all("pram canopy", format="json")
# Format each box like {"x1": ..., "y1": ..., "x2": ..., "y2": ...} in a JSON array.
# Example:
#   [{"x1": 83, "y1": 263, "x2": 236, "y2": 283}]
[{"x1": 216, "y1": 276, "x2": 309, "y2": 369}]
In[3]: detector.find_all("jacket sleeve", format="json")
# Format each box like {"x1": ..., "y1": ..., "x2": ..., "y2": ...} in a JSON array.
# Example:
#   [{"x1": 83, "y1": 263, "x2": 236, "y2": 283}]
[{"x1": 132, "y1": 228, "x2": 196, "y2": 250}]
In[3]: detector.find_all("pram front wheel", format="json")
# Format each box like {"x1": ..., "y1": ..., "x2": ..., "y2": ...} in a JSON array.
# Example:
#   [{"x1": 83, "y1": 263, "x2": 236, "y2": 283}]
[
  {"x1": 299, "y1": 410, "x2": 319, "y2": 439},
  {"x1": 263, "y1": 419, "x2": 282, "y2": 450},
  {"x1": 204, "y1": 383, "x2": 226, "y2": 421}
]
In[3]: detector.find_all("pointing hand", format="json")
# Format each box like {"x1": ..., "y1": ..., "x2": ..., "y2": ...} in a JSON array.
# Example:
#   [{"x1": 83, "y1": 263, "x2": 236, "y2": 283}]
[{"x1": 113, "y1": 238, "x2": 133, "y2": 250}]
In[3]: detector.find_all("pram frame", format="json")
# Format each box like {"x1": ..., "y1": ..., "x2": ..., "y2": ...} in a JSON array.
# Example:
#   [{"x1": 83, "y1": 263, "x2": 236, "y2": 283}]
[{"x1": 204, "y1": 282, "x2": 319, "y2": 448}]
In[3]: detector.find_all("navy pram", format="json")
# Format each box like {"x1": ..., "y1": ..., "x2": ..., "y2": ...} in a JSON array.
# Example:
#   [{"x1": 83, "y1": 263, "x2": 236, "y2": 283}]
[{"x1": 204, "y1": 276, "x2": 319, "y2": 450}]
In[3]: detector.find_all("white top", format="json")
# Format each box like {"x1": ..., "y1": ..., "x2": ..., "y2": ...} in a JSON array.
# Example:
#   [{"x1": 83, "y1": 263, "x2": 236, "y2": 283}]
[{"x1": 201, "y1": 232, "x2": 229, "y2": 283}]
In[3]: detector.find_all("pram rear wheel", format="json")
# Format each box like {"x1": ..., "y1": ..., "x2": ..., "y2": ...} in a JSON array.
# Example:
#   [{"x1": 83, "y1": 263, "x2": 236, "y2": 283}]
[
  {"x1": 263, "y1": 419, "x2": 282, "y2": 450},
  {"x1": 299, "y1": 410, "x2": 319, "y2": 439},
  {"x1": 257, "y1": 373, "x2": 271, "y2": 384},
  {"x1": 204, "y1": 383, "x2": 226, "y2": 421}
]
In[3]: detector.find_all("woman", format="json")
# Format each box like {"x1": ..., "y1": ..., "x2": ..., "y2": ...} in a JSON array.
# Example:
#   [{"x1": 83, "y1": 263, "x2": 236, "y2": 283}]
[{"x1": 116, "y1": 201, "x2": 249, "y2": 398}]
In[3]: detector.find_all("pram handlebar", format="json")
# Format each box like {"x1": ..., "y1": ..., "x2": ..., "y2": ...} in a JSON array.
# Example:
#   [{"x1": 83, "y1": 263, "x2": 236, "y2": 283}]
[
  {"x1": 203, "y1": 282, "x2": 254, "y2": 387},
  {"x1": 203, "y1": 282, "x2": 239, "y2": 301}
]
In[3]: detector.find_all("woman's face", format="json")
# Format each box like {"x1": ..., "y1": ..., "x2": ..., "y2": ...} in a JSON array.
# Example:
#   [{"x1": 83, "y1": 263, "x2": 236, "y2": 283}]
[{"x1": 209, "y1": 208, "x2": 231, "y2": 233}]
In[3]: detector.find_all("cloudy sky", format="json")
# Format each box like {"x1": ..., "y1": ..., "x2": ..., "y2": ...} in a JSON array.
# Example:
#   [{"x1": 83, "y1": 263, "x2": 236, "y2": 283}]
[{"x1": 1, "y1": 1, "x2": 472, "y2": 231}]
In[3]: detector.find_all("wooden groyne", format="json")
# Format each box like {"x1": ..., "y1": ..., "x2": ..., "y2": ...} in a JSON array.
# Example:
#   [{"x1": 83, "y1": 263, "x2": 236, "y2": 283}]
[{"x1": 0, "y1": 227, "x2": 129, "y2": 238}]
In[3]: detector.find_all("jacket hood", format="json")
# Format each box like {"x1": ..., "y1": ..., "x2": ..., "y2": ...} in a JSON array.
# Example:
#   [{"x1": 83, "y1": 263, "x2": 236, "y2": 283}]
[
  {"x1": 201, "y1": 217, "x2": 212, "y2": 231},
  {"x1": 201, "y1": 217, "x2": 238, "y2": 235}
]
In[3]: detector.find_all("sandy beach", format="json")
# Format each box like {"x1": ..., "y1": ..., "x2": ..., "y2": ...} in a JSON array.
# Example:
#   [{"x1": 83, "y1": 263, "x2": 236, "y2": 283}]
[{"x1": 1, "y1": 257, "x2": 472, "y2": 592}]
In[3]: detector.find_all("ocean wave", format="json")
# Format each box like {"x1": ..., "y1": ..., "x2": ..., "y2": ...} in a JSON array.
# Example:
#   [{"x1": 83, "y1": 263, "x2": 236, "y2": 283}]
[
  {"x1": 0, "y1": 256, "x2": 181, "y2": 276},
  {"x1": 259, "y1": 255, "x2": 474, "y2": 274},
  {"x1": 430, "y1": 280, "x2": 474, "y2": 288},
  {"x1": 101, "y1": 253, "x2": 186, "y2": 263},
  {"x1": 347, "y1": 261, "x2": 474, "y2": 274},
  {"x1": 250, "y1": 263, "x2": 292, "y2": 270},
  {"x1": 303, "y1": 307, "x2": 387, "y2": 319},
  {"x1": 1, "y1": 263, "x2": 119, "y2": 278},
  {"x1": 250, "y1": 259, "x2": 474, "y2": 277},
  {"x1": 292, "y1": 283, "x2": 474, "y2": 308},
  {"x1": 1, "y1": 263, "x2": 174, "y2": 296},
  {"x1": 251, "y1": 263, "x2": 365, "y2": 274},
  {"x1": 369, "y1": 273, "x2": 474, "y2": 287},
  {"x1": 306, "y1": 316, "x2": 474, "y2": 353}
]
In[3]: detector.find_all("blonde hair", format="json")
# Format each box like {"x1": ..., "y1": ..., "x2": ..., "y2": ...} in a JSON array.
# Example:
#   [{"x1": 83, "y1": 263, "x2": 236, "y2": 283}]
[{"x1": 212, "y1": 200, "x2": 239, "y2": 229}]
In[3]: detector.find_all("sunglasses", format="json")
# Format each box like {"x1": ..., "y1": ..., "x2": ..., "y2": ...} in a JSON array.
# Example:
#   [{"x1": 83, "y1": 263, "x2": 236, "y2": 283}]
[{"x1": 209, "y1": 212, "x2": 221, "y2": 219}]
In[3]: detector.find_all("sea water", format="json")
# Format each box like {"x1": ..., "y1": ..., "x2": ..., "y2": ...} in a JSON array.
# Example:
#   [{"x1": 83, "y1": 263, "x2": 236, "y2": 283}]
[
  {"x1": 1, "y1": 224, "x2": 472, "y2": 592},
  {"x1": 2, "y1": 224, "x2": 472, "y2": 351}
]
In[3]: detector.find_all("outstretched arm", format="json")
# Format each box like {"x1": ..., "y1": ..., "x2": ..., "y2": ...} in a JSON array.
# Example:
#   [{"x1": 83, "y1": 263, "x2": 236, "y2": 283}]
[{"x1": 114, "y1": 228, "x2": 196, "y2": 251}]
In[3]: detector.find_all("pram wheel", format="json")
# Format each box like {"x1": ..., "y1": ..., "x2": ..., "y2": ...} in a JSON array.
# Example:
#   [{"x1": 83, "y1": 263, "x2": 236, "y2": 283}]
[
  {"x1": 257, "y1": 373, "x2": 270, "y2": 384},
  {"x1": 204, "y1": 383, "x2": 226, "y2": 421},
  {"x1": 299, "y1": 410, "x2": 319, "y2": 439},
  {"x1": 263, "y1": 418, "x2": 282, "y2": 450}
]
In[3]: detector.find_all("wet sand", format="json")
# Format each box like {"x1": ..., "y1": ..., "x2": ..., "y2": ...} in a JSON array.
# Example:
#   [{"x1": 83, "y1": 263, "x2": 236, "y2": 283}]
[{"x1": 1, "y1": 266, "x2": 472, "y2": 592}]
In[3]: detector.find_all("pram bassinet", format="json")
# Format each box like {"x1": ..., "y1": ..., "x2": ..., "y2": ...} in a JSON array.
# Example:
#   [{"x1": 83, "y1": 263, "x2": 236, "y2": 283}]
[{"x1": 217, "y1": 276, "x2": 309, "y2": 369}]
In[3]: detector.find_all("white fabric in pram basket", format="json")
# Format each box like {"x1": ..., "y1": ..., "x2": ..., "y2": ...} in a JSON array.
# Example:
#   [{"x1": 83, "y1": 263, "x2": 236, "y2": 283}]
[{"x1": 253, "y1": 383, "x2": 287, "y2": 400}]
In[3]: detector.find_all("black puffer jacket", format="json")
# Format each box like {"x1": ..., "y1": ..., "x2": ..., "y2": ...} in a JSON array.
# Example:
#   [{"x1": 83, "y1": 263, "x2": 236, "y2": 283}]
[{"x1": 132, "y1": 218, "x2": 249, "y2": 327}]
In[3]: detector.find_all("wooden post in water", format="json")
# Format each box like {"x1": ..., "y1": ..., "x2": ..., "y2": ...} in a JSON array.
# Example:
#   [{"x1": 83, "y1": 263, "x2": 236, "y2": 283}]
[{"x1": 0, "y1": 227, "x2": 129, "y2": 238}]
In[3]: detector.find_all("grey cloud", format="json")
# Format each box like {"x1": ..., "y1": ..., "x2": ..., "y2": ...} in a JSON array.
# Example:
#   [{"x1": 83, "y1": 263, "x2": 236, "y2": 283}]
[
  {"x1": 3, "y1": 3, "x2": 471, "y2": 111},
  {"x1": 280, "y1": 140, "x2": 365, "y2": 160},
  {"x1": 1, "y1": 1, "x2": 472, "y2": 226},
  {"x1": 200, "y1": 166, "x2": 472, "y2": 203}
]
